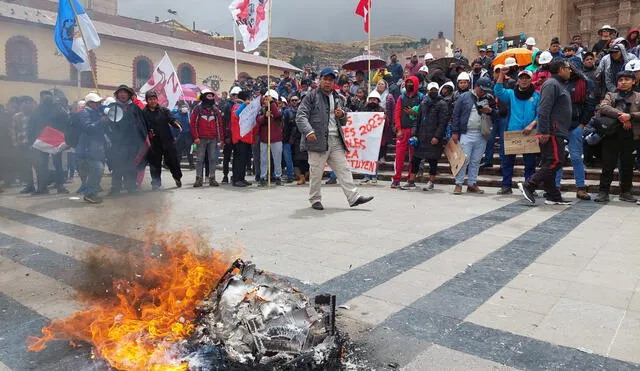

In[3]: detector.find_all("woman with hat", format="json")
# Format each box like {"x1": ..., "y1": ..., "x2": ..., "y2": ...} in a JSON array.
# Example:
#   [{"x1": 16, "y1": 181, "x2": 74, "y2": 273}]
[{"x1": 106, "y1": 84, "x2": 149, "y2": 195}]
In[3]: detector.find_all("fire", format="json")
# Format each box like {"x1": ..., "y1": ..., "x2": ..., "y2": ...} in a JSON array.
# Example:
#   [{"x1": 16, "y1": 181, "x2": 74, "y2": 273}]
[{"x1": 28, "y1": 228, "x2": 239, "y2": 371}]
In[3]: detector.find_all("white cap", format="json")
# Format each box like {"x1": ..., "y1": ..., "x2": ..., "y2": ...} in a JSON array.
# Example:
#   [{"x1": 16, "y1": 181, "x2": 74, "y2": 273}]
[
  {"x1": 457, "y1": 71, "x2": 470, "y2": 81},
  {"x1": 427, "y1": 82, "x2": 440, "y2": 91},
  {"x1": 84, "y1": 93, "x2": 102, "y2": 103},
  {"x1": 518, "y1": 70, "x2": 533, "y2": 78},
  {"x1": 419, "y1": 65, "x2": 430, "y2": 73},
  {"x1": 424, "y1": 53, "x2": 434, "y2": 60},
  {"x1": 77, "y1": 100, "x2": 86, "y2": 106},
  {"x1": 367, "y1": 90, "x2": 382, "y2": 101},
  {"x1": 280, "y1": 96, "x2": 287, "y2": 104},
  {"x1": 626, "y1": 60, "x2": 640, "y2": 72},
  {"x1": 504, "y1": 57, "x2": 518, "y2": 68},
  {"x1": 265, "y1": 89, "x2": 279, "y2": 100},
  {"x1": 230, "y1": 86, "x2": 242, "y2": 95},
  {"x1": 525, "y1": 37, "x2": 536, "y2": 46},
  {"x1": 538, "y1": 51, "x2": 553, "y2": 65},
  {"x1": 103, "y1": 97, "x2": 116, "y2": 106}
]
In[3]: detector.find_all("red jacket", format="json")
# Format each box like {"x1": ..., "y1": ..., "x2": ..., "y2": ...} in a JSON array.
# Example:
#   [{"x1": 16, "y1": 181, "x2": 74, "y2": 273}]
[
  {"x1": 256, "y1": 102, "x2": 283, "y2": 143},
  {"x1": 190, "y1": 104, "x2": 222, "y2": 141},
  {"x1": 395, "y1": 76, "x2": 421, "y2": 131},
  {"x1": 231, "y1": 102, "x2": 257, "y2": 145}
]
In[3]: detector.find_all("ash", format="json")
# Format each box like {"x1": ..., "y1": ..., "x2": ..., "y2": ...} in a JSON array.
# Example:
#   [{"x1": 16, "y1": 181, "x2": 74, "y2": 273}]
[{"x1": 185, "y1": 260, "x2": 344, "y2": 370}]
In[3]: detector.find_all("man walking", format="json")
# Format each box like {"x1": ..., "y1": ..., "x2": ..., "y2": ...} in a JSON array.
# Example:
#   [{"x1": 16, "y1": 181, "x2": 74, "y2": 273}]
[
  {"x1": 73, "y1": 93, "x2": 107, "y2": 203},
  {"x1": 296, "y1": 67, "x2": 373, "y2": 210},
  {"x1": 518, "y1": 60, "x2": 573, "y2": 205}
]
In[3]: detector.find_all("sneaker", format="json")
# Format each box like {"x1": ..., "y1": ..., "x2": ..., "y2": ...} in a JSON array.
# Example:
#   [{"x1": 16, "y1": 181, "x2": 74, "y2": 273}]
[
  {"x1": 400, "y1": 181, "x2": 416, "y2": 190},
  {"x1": 222, "y1": 176, "x2": 229, "y2": 184},
  {"x1": 497, "y1": 187, "x2": 513, "y2": 195},
  {"x1": 544, "y1": 198, "x2": 572, "y2": 205},
  {"x1": 467, "y1": 185, "x2": 485, "y2": 194},
  {"x1": 576, "y1": 188, "x2": 591, "y2": 200},
  {"x1": 233, "y1": 181, "x2": 247, "y2": 188},
  {"x1": 209, "y1": 177, "x2": 219, "y2": 187},
  {"x1": 83, "y1": 195, "x2": 103, "y2": 204},
  {"x1": 422, "y1": 181, "x2": 435, "y2": 191},
  {"x1": 619, "y1": 192, "x2": 638, "y2": 203},
  {"x1": 311, "y1": 201, "x2": 324, "y2": 210},
  {"x1": 193, "y1": 177, "x2": 203, "y2": 188},
  {"x1": 57, "y1": 187, "x2": 70, "y2": 194},
  {"x1": 151, "y1": 184, "x2": 161, "y2": 191},
  {"x1": 175, "y1": 178, "x2": 182, "y2": 188},
  {"x1": 453, "y1": 185, "x2": 463, "y2": 195},
  {"x1": 637, "y1": 199, "x2": 640, "y2": 206},
  {"x1": 326, "y1": 178, "x2": 337, "y2": 185},
  {"x1": 20, "y1": 186, "x2": 35, "y2": 194},
  {"x1": 259, "y1": 179, "x2": 267, "y2": 187},
  {"x1": 390, "y1": 181, "x2": 400, "y2": 189},
  {"x1": 593, "y1": 192, "x2": 609, "y2": 203},
  {"x1": 242, "y1": 180, "x2": 253, "y2": 186},
  {"x1": 275, "y1": 178, "x2": 283, "y2": 186},
  {"x1": 518, "y1": 182, "x2": 536, "y2": 204},
  {"x1": 285, "y1": 177, "x2": 295, "y2": 184}
]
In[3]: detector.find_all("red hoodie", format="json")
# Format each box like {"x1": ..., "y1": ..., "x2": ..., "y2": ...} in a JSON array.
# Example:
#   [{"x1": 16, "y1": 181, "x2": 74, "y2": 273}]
[
  {"x1": 394, "y1": 76, "x2": 421, "y2": 130},
  {"x1": 627, "y1": 28, "x2": 640, "y2": 49}
]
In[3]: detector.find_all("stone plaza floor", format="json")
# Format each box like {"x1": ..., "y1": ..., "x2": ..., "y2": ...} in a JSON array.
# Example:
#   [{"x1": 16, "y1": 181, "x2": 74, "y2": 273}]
[{"x1": 0, "y1": 171, "x2": 639, "y2": 370}]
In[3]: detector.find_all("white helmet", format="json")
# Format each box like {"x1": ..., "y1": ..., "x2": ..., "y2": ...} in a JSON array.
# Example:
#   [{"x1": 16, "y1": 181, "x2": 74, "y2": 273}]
[
  {"x1": 538, "y1": 51, "x2": 553, "y2": 65},
  {"x1": 229, "y1": 86, "x2": 242, "y2": 95},
  {"x1": 525, "y1": 37, "x2": 536, "y2": 46},
  {"x1": 265, "y1": 89, "x2": 279, "y2": 100},
  {"x1": 626, "y1": 60, "x2": 640, "y2": 72},
  {"x1": 427, "y1": 82, "x2": 440, "y2": 91},
  {"x1": 457, "y1": 71, "x2": 470, "y2": 81},
  {"x1": 504, "y1": 57, "x2": 518, "y2": 68},
  {"x1": 280, "y1": 96, "x2": 287, "y2": 104},
  {"x1": 424, "y1": 53, "x2": 434, "y2": 61},
  {"x1": 84, "y1": 93, "x2": 102, "y2": 103},
  {"x1": 419, "y1": 65, "x2": 430, "y2": 73},
  {"x1": 367, "y1": 90, "x2": 382, "y2": 101},
  {"x1": 439, "y1": 81, "x2": 455, "y2": 95},
  {"x1": 103, "y1": 97, "x2": 116, "y2": 106}
]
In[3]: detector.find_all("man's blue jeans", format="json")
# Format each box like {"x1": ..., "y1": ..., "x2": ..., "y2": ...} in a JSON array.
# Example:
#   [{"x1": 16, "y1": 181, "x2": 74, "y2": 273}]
[
  {"x1": 282, "y1": 143, "x2": 295, "y2": 179},
  {"x1": 77, "y1": 158, "x2": 103, "y2": 197},
  {"x1": 555, "y1": 126, "x2": 585, "y2": 188},
  {"x1": 501, "y1": 153, "x2": 537, "y2": 187},
  {"x1": 484, "y1": 116, "x2": 507, "y2": 165}
]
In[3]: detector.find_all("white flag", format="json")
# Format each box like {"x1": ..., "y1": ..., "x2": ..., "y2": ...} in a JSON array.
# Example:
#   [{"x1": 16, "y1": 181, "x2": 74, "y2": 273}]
[
  {"x1": 138, "y1": 53, "x2": 184, "y2": 109},
  {"x1": 239, "y1": 97, "x2": 262, "y2": 137},
  {"x1": 229, "y1": 0, "x2": 270, "y2": 52}
]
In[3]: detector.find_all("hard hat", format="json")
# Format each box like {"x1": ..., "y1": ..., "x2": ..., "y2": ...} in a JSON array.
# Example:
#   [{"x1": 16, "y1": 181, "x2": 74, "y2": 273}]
[
  {"x1": 230, "y1": 86, "x2": 242, "y2": 95},
  {"x1": 367, "y1": 90, "x2": 381, "y2": 100},
  {"x1": 265, "y1": 89, "x2": 279, "y2": 100},
  {"x1": 199, "y1": 88, "x2": 215, "y2": 101},
  {"x1": 457, "y1": 71, "x2": 470, "y2": 81},
  {"x1": 419, "y1": 65, "x2": 430, "y2": 73},
  {"x1": 538, "y1": 51, "x2": 553, "y2": 65},
  {"x1": 525, "y1": 37, "x2": 536, "y2": 46},
  {"x1": 427, "y1": 82, "x2": 440, "y2": 91},
  {"x1": 424, "y1": 53, "x2": 434, "y2": 60},
  {"x1": 504, "y1": 57, "x2": 518, "y2": 68},
  {"x1": 626, "y1": 60, "x2": 640, "y2": 72},
  {"x1": 84, "y1": 93, "x2": 102, "y2": 103}
]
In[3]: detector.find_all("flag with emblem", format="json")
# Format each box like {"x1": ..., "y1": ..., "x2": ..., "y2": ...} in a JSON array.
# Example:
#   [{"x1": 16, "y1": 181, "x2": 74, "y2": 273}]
[
  {"x1": 54, "y1": 0, "x2": 101, "y2": 71},
  {"x1": 229, "y1": 0, "x2": 270, "y2": 52},
  {"x1": 355, "y1": 0, "x2": 370, "y2": 33}
]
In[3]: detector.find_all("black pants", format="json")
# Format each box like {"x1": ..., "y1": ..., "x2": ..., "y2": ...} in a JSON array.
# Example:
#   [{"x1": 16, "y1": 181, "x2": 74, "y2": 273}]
[
  {"x1": 148, "y1": 142, "x2": 182, "y2": 186},
  {"x1": 36, "y1": 152, "x2": 64, "y2": 192},
  {"x1": 599, "y1": 133, "x2": 635, "y2": 193},
  {"x1": 20, "y1": 147, "x2": 36, "y2": 189},
  {"x1": 175, "y1": 133, "x2": 194, "y2": 167},
  {"x1": 223, "y1": 143, "x2": 233, "y2": 177},
  {"x1": 232, "y1": 142, "x2": 251, "y2": 183},
  {"x1": 526, "y1": 135, "x2": 566, "y2": 201},
  {"x1": 411, "y1": 156, "x2": 438, "y2": 176},
  {"x1": 111, "y1": 167, "x2": 136, "y2": 192}
]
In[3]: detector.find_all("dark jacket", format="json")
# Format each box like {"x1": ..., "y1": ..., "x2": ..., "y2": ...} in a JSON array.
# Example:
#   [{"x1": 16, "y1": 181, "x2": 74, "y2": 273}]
[
  {"x1": 257, "y1": 102, "x2": 283, "y2": 143},
  {"x1": 105, "y1": 101, "x2": 149, "y2": 166},
  {"x1": 296, "y1": 89, "x2": 348, "y2": 152},
  {"x1": 452, "y1": 91, "x2": 499, "y2": 134},
  {"x1": 411, "y1": 96, "x2": 449, "y2": 159},
  {"x1": 537, "y1": 75, "x2": 572, "y2": 138},
  {"x1": 28, "y1": 101, "x2": 69, "y2": 144},
  {"x1": 74, "y1": 107, "x2": 106, "y2": 161},
  {"x1": 598, "y1": 90, "x2": 640, "y2": 140},
  {"x1": 283, "y1": 106, "x2": 298, "y2": 143},
  {"x1": 394, "y1": 76, "x2": 423, "y2": 130},
  {"x1": 387, "y1": 62, "x2": 404, "y2": 83},
  {"x1": 144, "y1": 105, "x2": 176, "y2": 150}
]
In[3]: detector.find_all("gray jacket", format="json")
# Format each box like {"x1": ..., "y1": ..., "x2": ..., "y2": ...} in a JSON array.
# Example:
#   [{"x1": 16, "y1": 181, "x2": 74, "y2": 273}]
[
  {"x1": 537, "y1": 75, "x2": 572, "y2": 138},
  {"x1": 596, "y1": 45, "x2": 637, "y2": 94},
  {"x1": 295, "y1": 89, "x2": 348, "y2": 152}
]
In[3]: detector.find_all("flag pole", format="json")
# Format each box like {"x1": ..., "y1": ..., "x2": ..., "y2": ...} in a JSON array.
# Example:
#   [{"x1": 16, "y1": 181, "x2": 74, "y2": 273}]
[
  {"x1": 68, "y1": 0, "x2": 99, "y2": 95},
  {"x1": 233, "y1": 20, "x2": 239, "y2": 82},
  {"x1": 266, "y1": 0, "x2": 273, "y2": 187},
  {"x1": 367, "y1": 0, "x2": 371, "y2": 92}
]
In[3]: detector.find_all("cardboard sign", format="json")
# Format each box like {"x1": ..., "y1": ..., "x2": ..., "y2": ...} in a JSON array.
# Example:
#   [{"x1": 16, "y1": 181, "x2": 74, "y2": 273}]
[
  {"x1": 327, "y1": 112, "x2": 385, "y2": 175},
  {"x1": 503, "y1": 130, "x2": 540, "y2": 155},
  {"x1": 444, "y1": 140, "x2": 467, "y2": 177}
]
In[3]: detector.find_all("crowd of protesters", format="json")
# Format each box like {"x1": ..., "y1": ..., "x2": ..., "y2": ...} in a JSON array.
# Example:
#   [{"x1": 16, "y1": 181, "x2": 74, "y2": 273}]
[{"x1": 1, "y1": 25, "x2": 640, "y2": 207}]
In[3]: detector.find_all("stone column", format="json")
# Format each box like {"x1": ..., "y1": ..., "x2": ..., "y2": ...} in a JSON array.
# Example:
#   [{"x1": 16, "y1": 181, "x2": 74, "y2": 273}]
[
  {"x1": 618, "y1": 0, "x2": 633, "y2": 37},
  {"x1": 575, "y1": 1, "x2": 595, "y2": 49}
]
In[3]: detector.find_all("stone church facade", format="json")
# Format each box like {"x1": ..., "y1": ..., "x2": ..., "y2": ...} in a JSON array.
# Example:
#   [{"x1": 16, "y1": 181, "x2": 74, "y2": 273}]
[{"x1": 454, "y1": 0, "x2": 640, "y2": 56}]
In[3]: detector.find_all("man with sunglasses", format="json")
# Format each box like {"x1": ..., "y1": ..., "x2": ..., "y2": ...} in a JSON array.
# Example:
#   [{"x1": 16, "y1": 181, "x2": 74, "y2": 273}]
[{"x1": 518, "y1": 60, "x2": 573, "y2": 205}]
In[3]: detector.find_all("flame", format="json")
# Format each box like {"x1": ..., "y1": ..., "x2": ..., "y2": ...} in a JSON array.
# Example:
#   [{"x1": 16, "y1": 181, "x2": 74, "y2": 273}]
[{"x1": 28, "y1": 228, "x2": 238, "y2": 371}]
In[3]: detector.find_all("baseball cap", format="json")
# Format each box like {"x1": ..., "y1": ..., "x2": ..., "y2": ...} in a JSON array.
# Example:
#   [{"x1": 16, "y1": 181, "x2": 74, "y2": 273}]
[
  {"x1": 476, "y1": 76, "x2": 493, "y2": 92},
  {"x1": 319, "y1": 67, "x2": 338, "y2": 79},
  {"x1": 625, "y1": 60, "x2": 640, "y2": 72},
  {"x1": 611, "y1": 44, "x2": 624, "y2": 52},
  {"x1": 518, "y1": 70, "x2": 533, "y2": 78},
  {"x1": 427, "y1": 82, "x2": 440, "y2": 91}
]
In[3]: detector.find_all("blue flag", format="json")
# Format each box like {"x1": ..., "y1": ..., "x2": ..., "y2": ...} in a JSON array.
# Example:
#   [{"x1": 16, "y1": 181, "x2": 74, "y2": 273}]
[{"x1": 54, "y1": 0, "x2": 100, "y2": 71}]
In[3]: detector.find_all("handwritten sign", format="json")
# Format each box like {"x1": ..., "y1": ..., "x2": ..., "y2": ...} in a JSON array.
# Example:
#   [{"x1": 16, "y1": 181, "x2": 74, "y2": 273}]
[
  {"x1": 444, "y1": 140, "x2": 467, "y2": 177},
  {"x1": 327, "y1": 112, "x2": 385, "y2": 175},
  {"x1": 503, "y1": 130, "x2": 540, "y2": 155}
]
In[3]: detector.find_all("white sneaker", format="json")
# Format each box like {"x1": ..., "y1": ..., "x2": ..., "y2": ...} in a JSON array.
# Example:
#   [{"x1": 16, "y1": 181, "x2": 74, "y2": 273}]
[
  {"x1": 423, "y1": 181, "x2": 435, "y2": 191},
  {"x1": 544, "y1": 199, "x2": 572, "y2": 206},
  {"x1": 637, "y1": 199, "x2": 640, "y2": 205}
]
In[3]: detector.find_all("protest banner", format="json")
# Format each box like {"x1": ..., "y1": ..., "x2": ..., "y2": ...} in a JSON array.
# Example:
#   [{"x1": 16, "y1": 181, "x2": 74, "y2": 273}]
[
  {"x1": 444, "y1": 140, "x2": 467, "y2": 177},
  {"x1": 239, "y1": 97, "x2": 262, "y2": 137},
  {"x1": 32, "y1": 126, "x2": 68, "y2": 154},
  {"x1": 138, "y1": 52, "x2": 183, "y2": 109},
  {"x1": 503, "y1": 130, "x2": 540, "y2": 155},
  {"x1": 334, "y1": 112, "x2": 385, "y2": 175}
]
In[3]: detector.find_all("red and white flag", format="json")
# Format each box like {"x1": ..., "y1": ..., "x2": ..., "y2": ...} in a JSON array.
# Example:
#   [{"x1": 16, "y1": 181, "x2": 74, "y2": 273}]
[
  {"x1": 32, "y1": 126, "x2": 67, "y2": 154},
  {"x1": 355, "y1": 0, "x2": 370, "y2": 33},
  {"x1": 138, "y1": 52, "x2": 183, "y2": 109},
  {"x1": 229, "y1": 0, "x2": 270, "y2": 52}
]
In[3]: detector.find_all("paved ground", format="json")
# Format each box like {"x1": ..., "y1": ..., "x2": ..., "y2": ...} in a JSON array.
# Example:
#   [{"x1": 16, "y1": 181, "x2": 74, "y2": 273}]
[{"x1": 1, "y1": 170, "x2": 640, "y2": 370}]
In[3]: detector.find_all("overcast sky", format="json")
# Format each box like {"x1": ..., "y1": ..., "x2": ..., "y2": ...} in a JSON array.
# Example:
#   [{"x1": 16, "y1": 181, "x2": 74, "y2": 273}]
[{"x1": 118, "y1": 0, "x2": 454, "y2": 42}]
